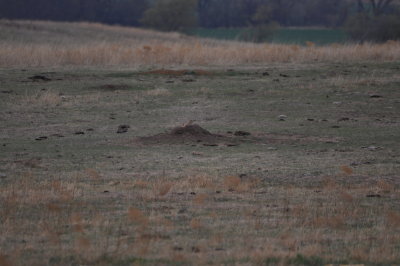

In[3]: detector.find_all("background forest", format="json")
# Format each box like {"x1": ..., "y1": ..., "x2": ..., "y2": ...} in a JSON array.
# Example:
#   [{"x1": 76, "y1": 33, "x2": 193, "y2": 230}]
[{"x1": 0, "y1": 0, "x2": 400, "y2": 42}]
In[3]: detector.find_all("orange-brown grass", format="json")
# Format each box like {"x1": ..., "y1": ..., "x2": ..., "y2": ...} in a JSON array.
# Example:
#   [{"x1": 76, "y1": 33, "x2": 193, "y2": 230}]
[
  {"x1": 1, "y1": 170, "x2": 399, "y2": 265},
  {"x1": 1, "y1": 20, "x2": 400, "y2": 67}
]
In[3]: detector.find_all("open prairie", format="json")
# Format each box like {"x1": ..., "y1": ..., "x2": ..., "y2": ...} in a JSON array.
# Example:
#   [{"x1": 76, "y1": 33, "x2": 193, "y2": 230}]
[{"x1": 0, "y1": 21, "x2": 400, "y2": 265}]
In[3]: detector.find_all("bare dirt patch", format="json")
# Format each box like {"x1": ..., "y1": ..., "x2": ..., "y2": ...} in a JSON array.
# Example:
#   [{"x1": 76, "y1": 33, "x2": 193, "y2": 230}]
[
  {"x1": 95, "y1": 84, "x2": 130, "y2": 91},
  {"x1": 133, "y1": 124, "x2": 233, "y2": 146},
  {"x1": 132, "y1": 124, "x2": 340, "y2": 146}
]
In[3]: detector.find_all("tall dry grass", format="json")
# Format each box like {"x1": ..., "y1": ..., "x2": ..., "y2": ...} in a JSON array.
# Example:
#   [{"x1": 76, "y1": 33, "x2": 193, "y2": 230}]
[
  {"x1": 1, "y1": 20, "x2": 400, "y2": 67},
  {"x1": 1, "y1": 166, "x2": 400, "y2": 264}
]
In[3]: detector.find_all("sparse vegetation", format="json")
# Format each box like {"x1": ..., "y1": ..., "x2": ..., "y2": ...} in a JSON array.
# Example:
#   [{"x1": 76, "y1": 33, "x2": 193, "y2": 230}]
[{"x1": 0, "y1": 20, "x2": 399, "y2": 265}]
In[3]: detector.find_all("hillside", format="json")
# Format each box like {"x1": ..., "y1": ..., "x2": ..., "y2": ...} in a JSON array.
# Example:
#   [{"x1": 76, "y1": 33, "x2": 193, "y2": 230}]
[{"x1": 1, "y1": 19, "x2": 400, "y2": 67}]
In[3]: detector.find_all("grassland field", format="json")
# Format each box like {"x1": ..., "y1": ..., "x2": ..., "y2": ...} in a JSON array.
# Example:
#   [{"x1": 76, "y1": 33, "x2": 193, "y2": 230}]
[{"x1": 0, "y1": 20, "x2": 400, "y2": 265}]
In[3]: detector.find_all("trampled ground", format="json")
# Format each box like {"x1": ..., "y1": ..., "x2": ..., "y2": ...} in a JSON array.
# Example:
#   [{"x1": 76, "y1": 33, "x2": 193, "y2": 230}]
[{"x1": 1, "y1": 62, "x2": 400, "y2": 265}]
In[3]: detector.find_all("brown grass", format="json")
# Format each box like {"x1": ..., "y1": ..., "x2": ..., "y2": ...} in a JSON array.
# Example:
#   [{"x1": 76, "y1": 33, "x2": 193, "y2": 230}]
[
  {"x1": 1, "y1": 20, "x2": 400, "y2": 67},
  {"x1": 0, "y1": 170, "x2": 399, "y2": 265}
]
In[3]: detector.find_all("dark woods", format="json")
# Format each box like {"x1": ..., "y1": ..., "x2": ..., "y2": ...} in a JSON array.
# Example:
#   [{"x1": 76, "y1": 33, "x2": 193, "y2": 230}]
[
  {"x1": 0, "y1": 0, "x2": 149, "y2": 26},
  {"x1": 0, "y1": 0, "x2": 399, "y2": 41}
]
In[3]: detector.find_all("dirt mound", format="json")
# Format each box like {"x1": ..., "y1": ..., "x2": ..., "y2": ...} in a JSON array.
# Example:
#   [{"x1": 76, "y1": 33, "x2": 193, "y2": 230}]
[
  {"x1": 170, "y1": 124, "x2": 212, "y2": 136},
  {"x1": 134, "y1": 124, "x2": 233, "y2": 146},
  {"x1": 131, "y1": 125, "x2": 340, "y2": 146}
]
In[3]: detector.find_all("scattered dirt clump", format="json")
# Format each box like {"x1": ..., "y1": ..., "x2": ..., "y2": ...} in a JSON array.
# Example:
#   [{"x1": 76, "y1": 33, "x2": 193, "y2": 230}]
[
  {"x1": 141, "y1": 69, "x2": 213, "y2": 76},
  {"x1": 29, "y1": 75, "x2": 51, "y2": 81},
  {"x1": 96, "y1": 84, "x2": 130, "y2": 91},
  {"x1": 134, "y1": 124, "x2": 232, "y2": 146},
  {"x1": 117, "y1": 125, "x2": 130, "y2": 134}
]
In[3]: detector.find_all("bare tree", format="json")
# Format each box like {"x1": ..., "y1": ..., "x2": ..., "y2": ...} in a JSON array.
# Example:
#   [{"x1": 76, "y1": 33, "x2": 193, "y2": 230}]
[{"x1": 357, "y1": 0, "x2": 396, "y2": 15}]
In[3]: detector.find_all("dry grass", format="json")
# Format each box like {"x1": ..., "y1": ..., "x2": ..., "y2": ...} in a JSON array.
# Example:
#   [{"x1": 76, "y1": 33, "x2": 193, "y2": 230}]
[
  {"x1": 1, "y1": 30, "x2": 399, "y2": 264},
  {"x1": 17, "y1": 90, "x2": 62, "y2": 107},
  {"x1": 1, "y1": 20, "x2": 400, "y2": 67},
  {"x1": 1, "y1": 170, "x2": 399, "y2": 265},
  {"x1": 144, "y1": 88, "x2": 171, "y2": 97}
]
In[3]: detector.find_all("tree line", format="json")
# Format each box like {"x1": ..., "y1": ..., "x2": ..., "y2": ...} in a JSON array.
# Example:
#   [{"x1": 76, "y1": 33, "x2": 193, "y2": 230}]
[{"x1": 0, "y1": 0, "x2": 399, "y2": 42}]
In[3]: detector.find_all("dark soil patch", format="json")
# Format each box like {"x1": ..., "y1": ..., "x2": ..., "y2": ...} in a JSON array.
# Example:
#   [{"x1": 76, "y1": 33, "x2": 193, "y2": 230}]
[
  {"x1": 134, "y1": 124, "x2": 237, "y2": 146},
  {"x1": 95, "y1": 84, "x2": 131, "y2": 91},
  {"x1": 28, "y1": 75, "x2": 51, "y2": 81},
  {"x1": 131, "y1": 124, "x2": 340, "y2": 146},
  {"x1": 141, "y1": 69, "x2": 213, "y2": 76}
]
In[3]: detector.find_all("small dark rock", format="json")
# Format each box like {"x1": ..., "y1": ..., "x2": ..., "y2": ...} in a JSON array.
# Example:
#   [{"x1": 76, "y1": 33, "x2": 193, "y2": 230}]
[
  {"x1": 182, "y1": 78, "x2": 195, "y2": 82},
  {"x1": 216, "y1": 190, "x2": 221, "y2": 194},
  {"x1": 1, "y1": 90, "x2": 12, "y2": 94},
  {"x1": 178, "y1": 208, "x2": 187, "y2": 214},
  {"x1": 278, "y1": 115, "x2": 287, "y2": 121},
  {"x1": 35, "y1": 136, "x2": 48, "y2": 141},
  {"x1": 366, "y1": 194, "x2": 381, "y2": 198},
  {"x1": 262, "y1": 72, "x2": 269, "y2": 76},
  {"x1": 28, "y1": 75, "x2": 51, "y2": 81},
  {"x1": 370, "y1": 94, "x2": 383, "y2": 98},
  {"x1": 74, "y1": 131, "x2": 85, "y2": 135},
  {"x1": 338, "y1": 117, "x2": 350, "y2": 122},
  {"x1": 331, "y1": 125, "x2": 341, "y2": 128},
  {"x1": 51, "y1": 134, "x2": 64, "y2": 138},
  {"x1": 234, "y1": 131, "x2": 251, "y2": 136},
  {"x1": 279, "y1": 73, "x2": 289, "y2": 78},
  {"x1": 117, "y1": 125, "x2": 130, "y2": 134},
  {"x1": 226, "y1": 143, "x2": 239, "y2": 147},
  {"x1": 203, "y1": 143, "x2": 218, "y2": 146},
  {"x1": 190, "y1": 192, "x2": 196, "y2": 195},
  {"x1": 307, "y1": 118, "x2": 315, "y2": 121}
]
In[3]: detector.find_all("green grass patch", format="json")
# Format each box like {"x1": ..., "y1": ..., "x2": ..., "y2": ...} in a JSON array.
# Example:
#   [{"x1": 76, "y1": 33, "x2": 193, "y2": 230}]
[{"x1": 190, "y1": 27, "x2": 349, "y2": 45}]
